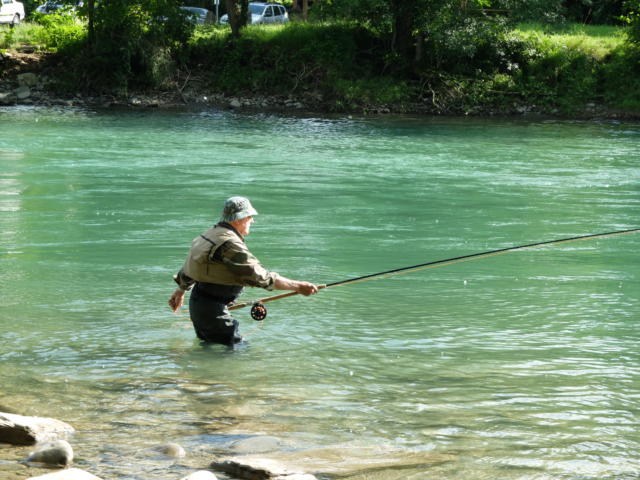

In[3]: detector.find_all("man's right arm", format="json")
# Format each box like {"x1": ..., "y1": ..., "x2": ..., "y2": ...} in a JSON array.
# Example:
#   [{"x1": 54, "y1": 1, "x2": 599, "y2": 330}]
[
  {"x1": 273, "y1": 275, "x2": 318, "y2": 296},
  {"x1": 220, "y1": 240, "x2": 318, "y2": 295}
]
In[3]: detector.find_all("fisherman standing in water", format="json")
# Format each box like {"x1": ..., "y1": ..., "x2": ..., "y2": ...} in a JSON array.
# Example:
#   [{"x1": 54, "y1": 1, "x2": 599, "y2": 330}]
[{"x1": 168, "y1": 196, "x2": 318, "y2": 345}]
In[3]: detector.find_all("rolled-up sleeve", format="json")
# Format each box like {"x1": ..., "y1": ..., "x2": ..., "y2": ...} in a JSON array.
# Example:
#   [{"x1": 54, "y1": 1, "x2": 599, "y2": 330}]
[
  {"x1": 219, "y1": 240, "x2": 278, "y2": 290},
  {"x1": 173, "y1": 268, "x2": 196, "y2": 291}
]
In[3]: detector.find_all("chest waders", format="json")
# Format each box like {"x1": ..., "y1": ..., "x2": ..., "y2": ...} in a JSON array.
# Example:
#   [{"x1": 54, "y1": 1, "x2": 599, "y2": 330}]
[{"x1": 183, "y1": 225, "x2": 247, "y2": 345}]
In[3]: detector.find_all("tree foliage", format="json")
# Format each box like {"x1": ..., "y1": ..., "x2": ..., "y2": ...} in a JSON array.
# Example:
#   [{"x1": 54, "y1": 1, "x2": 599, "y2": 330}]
[
  {"x1": 623, "y1": 0, "x2": 640, "y2": 43},
  {"x1": 80, "y1": 0, "x2": 192, "y2": 90}
]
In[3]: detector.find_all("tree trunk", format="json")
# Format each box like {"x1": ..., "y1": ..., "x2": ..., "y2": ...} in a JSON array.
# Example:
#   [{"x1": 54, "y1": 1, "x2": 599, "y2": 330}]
[
  {"x1": 302, "y1": 0, "x2": 308, "y2": 21},
  {"x1": 390, "y1": 0, "x2": 416, "y2": 58},
  {"x1": 239, "y1": 0, "x2": 249, "y2": 28},
  {"x1": 226, "y1": 0, "x2": 249, "y2": 37},
  {"x1": 87, "y1": 0, "x2": 95, "y2": 47},
  {"x1": 414, "y1": 31, "x2": 423, "y2": 63},
  {"x1": 225, "y1": 0, "x2": 241, "y2": 36}
]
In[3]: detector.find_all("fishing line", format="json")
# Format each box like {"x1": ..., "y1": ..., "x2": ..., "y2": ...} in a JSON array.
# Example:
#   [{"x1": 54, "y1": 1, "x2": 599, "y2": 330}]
[{"x1": 230, "y1": 227, "x2": 640, "y2": 320}]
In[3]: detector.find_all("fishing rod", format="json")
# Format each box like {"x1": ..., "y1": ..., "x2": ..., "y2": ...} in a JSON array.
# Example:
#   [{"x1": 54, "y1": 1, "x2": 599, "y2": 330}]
[{"x1": 230, "y1": 227, "x2": 640, "y2": 321}]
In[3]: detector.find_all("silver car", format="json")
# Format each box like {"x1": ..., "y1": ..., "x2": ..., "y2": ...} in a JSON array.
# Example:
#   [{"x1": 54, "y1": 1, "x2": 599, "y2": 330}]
[
  {"x1": 35, "y1": 1, "x2": 83, "y2": 15},
  {"x1": 220, "y1": 2, "x2": 289, "y2": 25},
  {"x1": 180, "y1": 6, "x2": 214, "y2": 25},
  {"x1": 0, "y1": 0, "x2": 25, "y2": 25}
]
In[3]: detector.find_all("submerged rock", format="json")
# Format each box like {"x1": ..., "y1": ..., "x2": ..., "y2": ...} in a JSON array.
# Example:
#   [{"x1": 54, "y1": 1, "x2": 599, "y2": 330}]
[
  {"x1": 161, "y1": 442, "x2": 186, "y2": 458},
  {"x1": 27, "y1": 439, "x2": 74, "y2": 466},
  {"x1": 231, "y1": 436, "x2": 282, "y2": 454},
  {"x1": 0, "y1": 412, "x2": 75, "y2": 445},
  {"x1": 212, "y1": 445, "x2": 453, "y2": 479},
  {"x1": 213, "y1": 457, "x2": 316, "y2": 480},
  {"x1": 27, "y1": 468, "x2": 103, "y2": 480}
]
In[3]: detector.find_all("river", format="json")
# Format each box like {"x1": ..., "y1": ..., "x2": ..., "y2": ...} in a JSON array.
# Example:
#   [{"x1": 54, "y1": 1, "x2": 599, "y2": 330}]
[{"x1": 1, "y1": 107, "x2": 639, "y2": 479}]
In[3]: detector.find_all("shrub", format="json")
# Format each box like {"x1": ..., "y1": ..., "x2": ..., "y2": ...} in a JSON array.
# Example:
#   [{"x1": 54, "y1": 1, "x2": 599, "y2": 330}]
[
  {"x1": 187, "y1": 22, "x2": 382, "y2": 94},
  {"x1": 421, "y1": 16, "x2": 529, "y2": 76},
  {"x1": 30, "y1": 13, "x2": 85, "y2": 51},
  {"x1": 69, "y1": 0, "x2": 194, "y2": 91},
  {"x1": 600, "y1": 45, "x2": 640, "y2": 109}
]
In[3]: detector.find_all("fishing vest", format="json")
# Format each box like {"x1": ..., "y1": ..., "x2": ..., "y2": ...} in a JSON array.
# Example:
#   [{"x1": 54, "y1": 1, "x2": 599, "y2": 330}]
[{"x1": 182, "y1": 224, "x2": 249, "y2": 286}]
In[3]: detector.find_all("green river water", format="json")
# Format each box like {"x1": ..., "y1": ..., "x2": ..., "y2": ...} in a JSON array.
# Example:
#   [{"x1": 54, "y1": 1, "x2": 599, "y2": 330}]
[{"x1": 1, "y1": 107, "x2": 639, "y2": 480}]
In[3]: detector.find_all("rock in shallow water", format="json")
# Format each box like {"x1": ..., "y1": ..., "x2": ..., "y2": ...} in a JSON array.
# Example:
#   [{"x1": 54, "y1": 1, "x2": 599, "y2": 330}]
[
  {"x1": 231, "y1": 436, "x2": 282, "y2": 454},
  {"x1": 212, "y1": 445, "x2": 453, "y2": 479},
  {"x1": 27, "y1": 439, "x2": 74, "y2": 466},
  {"x1": 180, "y1": 471, "x2": 218, "y2": 480},
  {"x1": 0, "y1": 412, "x2": 75, "y2": 445},
  {"x1": 26, "y1": 468, "x2": 103, "y2": 480},
  {"x1": 161, "y1": 442, "x2": 186, "y2": 458}
]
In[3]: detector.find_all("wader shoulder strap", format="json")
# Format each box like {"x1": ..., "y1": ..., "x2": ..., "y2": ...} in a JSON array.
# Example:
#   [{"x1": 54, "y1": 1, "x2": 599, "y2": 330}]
[
  {"x1": 199, "y1": 234, "x2": 220, "y2": 261},
  {"x1": 200, "y1": 234, "x2": 232, "y2": 262},
  {"x1": 200, "y1": 234, "x2": 215, "y2": 245}
]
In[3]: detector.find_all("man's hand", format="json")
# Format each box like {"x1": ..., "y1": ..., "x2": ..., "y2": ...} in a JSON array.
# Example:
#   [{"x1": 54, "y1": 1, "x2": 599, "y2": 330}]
[
  {"x1": 168, "y1": 288, "x2": 185, "y2": 312},
  {"x1": 274, "y1": 275, "x2": 319, "y2": 296},
  {"x1": 296, "y1": 281, "x2": 319, "y2": 296}
]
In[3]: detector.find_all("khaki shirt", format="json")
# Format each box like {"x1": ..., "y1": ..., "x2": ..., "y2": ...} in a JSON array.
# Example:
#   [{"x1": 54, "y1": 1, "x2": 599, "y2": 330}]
[{"x1": 174, "y1": 222, "x2": 277, "y2": 291}]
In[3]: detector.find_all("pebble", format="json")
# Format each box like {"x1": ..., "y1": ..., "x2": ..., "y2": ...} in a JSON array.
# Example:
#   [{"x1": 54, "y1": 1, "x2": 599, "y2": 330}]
[
  {"x1": 27, "y1": 439, "x2": 74, "y2": 466},
  {"x1": 161, "y1": 442, "x2": 186, "y2": 458}
]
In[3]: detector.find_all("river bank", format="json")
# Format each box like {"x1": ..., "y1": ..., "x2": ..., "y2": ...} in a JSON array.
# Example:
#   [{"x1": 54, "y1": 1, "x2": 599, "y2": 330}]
[
  {"x1": 2, "y1": 49, "x2": 637, "y2": 119},
  {"x1": 0, "y1": 409, "x2": 452, "y2": 480}
]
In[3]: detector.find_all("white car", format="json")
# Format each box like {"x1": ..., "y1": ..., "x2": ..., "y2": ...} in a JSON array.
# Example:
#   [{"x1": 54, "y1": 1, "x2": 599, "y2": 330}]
[
  {"x1": 0, "y1": 0, "x2": 25, "y2": 25},
  {"x1": 220, "y1": 2, "x2": 288, "y2": 25}
]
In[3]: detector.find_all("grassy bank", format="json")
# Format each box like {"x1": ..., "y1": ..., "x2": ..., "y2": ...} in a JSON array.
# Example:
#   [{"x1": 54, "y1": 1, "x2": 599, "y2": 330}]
[
  {"x1": 185, "y1": 21, "x2": 639, "y2": 114},
  {"x1": 2, "y1": 19, "x2": 639, "y2": 115}
]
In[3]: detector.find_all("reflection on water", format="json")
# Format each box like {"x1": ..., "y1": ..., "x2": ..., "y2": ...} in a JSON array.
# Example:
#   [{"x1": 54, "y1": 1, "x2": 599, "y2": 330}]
[{"x1": 0, "y1": 107, "x2": 639, "y2": 479}]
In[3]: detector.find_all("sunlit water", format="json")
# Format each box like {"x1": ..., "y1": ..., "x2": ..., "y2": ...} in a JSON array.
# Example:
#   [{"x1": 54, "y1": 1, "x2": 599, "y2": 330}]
[{"x1": 1, "y1": 107, "x2": 639, "y2": 480}]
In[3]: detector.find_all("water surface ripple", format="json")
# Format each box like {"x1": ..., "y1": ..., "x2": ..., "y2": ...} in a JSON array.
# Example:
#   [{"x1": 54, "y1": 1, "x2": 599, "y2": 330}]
[{"x1": 1, "y1": 107, "x2": 639, "y2": 479}]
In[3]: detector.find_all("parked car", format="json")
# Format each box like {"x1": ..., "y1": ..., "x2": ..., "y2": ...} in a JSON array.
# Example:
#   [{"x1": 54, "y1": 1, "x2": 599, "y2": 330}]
[
  {"x1": 0, "y1": 0, "x2": 25, "y2": 25},
  {"x1": 35, "y1": 1, "x2": 82, "y2": 15},
  {"x1": 179, "y1": 6, "x2": 213, "y2": 25},
  {"x1": 220, "y1": 2, "x2": 288, "y2": 25}
]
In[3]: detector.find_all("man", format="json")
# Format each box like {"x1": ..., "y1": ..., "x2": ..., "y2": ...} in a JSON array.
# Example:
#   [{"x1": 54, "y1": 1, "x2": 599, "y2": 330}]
[{"x1": 168, "y1": 196, "x2": 318, "y2": 345}]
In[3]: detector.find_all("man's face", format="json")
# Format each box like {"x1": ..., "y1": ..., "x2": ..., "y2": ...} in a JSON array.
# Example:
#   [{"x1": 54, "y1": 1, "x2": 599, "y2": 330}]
[{"x1": 236, "y1": 216, "x2": 254, "y2": 236}]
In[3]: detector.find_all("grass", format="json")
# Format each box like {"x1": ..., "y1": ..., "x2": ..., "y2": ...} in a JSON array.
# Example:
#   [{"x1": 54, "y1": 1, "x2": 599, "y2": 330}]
[
  {"x1": 514, "y1": 22, "x2": 627, "y2": 58},
  {"x1": 0, "y1": 17, "x2": 85, "y2": 51},
  {"x1": 1, "y1": 23, "x2": 45, "y2": 49}
]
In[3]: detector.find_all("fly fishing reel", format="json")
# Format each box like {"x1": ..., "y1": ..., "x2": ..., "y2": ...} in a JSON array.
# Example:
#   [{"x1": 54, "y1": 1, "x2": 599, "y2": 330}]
[{"x1": 250, "y1": 302, "x2": 267, "y2": 321}]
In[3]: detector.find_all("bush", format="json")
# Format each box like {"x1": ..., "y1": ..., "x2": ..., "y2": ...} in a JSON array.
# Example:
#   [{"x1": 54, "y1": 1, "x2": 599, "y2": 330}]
[
  {"x1": 421, "y1": 16, "x2": 529, "y2": 76},
  {"x1": 600, "y1": 44, "x2": 640, "y2": 109},
  {"x1": 0, "y1": 15, "x2": 84, "y2": 51},
  {"x1": 31, "y1": 13, "x2": 85, "y2": 51},
  {"x1": 69, "y1": 0, "x2": 194, "y2": 91},
  {"x1": 187, "y1": 22, "x2": 382, "y2": 94}
]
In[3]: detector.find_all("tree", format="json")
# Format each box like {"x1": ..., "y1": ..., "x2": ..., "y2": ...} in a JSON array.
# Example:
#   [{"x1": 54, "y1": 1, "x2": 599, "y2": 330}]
[
  {"x1": 563, "y1": 0, "x2": 624, "y2": 24},
  {"x1": 225, "y1": 0, "x2": 249, "y2": 36},
  {"x1": 623, "y1": 0, "x2": 640, "y2": 43},
  {"x1": 390, "y1": 0, "x2": 417, "y2": 56},
  {"x1": 79, "y1": 0, "x2": 192, "y2": 89}
]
